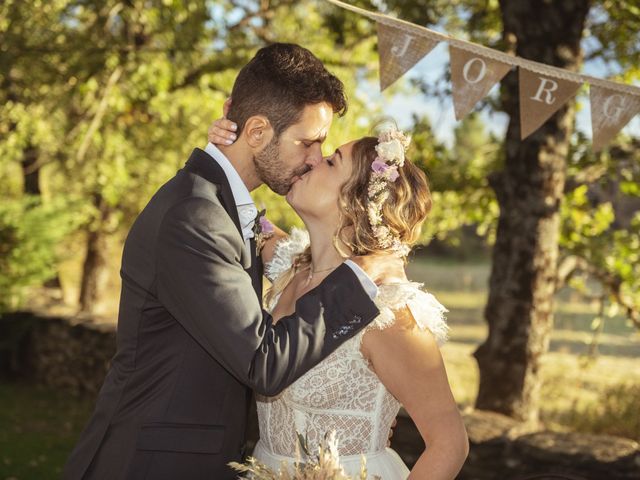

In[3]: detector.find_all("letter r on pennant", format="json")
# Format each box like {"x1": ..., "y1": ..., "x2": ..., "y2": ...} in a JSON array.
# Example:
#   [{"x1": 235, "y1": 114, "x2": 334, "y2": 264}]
[{"x1": 531, "y1": 78, "x2": 559, "y2": 105}]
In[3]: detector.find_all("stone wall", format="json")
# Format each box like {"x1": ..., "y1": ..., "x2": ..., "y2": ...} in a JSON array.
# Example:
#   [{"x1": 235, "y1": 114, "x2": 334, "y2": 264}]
[{"x1": 0, "y1": 311, "x2": 115, "y2": 395}]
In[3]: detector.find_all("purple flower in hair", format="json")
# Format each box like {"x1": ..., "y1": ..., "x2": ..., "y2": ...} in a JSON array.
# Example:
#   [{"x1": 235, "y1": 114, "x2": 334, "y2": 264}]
[
  {"x1": 372, "y1": 158, "x2": 389, "y2": 174},
  {"x1": 387, "y1": 167, "x2": 400, "y2": 182}
]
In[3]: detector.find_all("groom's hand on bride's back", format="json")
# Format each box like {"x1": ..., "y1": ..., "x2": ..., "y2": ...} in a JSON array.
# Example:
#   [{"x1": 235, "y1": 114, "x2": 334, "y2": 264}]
[
  {"x1": 350, "y1": 253, "x2": 407, "y2": 286},
  {"x1": 387, "y1": 417, "x2": 397, "y2": 447}
]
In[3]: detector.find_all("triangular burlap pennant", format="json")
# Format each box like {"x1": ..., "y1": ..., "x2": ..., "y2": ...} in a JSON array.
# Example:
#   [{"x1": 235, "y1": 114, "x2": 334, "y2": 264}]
[
  {"x1": 450, "y1": 46, "x2": 512, "y2": 121},
  {"x1": 590, "y1": 86, "x2": 640, "y2": 152},
  {"x1": 377, "y1": 21, "x2": 439, "y2": 91},
  {"x1": 519, "y1": 68, "x2": 582, "y2": 140}
]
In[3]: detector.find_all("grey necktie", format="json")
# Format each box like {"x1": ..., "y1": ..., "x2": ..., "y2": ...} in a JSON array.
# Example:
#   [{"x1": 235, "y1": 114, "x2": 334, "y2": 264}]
[{"x1": 237, "y1": 204, "x2": 258, "y2": 240}]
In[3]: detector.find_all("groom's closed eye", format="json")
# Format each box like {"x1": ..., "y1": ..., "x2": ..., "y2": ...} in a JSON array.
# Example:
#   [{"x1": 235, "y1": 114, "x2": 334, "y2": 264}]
[
  {"x1": 301, "y1": 131, "x2": 327, "y2": 146},
  {"x1": 302, "y1": 139, "x2": 323, "y2": 148}
]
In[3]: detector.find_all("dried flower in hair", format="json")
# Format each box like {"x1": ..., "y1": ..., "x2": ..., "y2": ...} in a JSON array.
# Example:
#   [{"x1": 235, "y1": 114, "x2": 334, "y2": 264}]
[{"x1": 366, "y1": 126, "x2": 412, "y2": 256}]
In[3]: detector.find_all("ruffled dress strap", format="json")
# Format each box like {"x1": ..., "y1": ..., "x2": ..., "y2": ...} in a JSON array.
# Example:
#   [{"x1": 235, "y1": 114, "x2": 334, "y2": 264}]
[
  {"x1": 263, "y1": 228, "x2": 310, "y2": 283},
  {"x1": 365, "y1": 281, "x2": 449, "y2": 345}
]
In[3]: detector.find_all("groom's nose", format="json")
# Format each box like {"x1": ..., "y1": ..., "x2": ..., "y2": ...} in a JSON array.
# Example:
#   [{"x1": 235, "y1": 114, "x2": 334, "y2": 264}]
[{"x1": 305, "y1": 144, "x2": 323, "y2": 168}]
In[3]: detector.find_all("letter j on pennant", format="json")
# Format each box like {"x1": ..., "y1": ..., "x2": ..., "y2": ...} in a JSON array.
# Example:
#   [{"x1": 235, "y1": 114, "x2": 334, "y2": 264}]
[{"x1": 377, "y1": 21, "x2": 439, "y2": 92}]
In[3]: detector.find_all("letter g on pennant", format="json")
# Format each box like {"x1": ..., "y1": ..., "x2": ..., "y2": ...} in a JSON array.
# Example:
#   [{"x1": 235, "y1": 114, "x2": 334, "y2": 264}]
[{"x1": 590, "y1": 85, "x2": 640, "y2": 151}]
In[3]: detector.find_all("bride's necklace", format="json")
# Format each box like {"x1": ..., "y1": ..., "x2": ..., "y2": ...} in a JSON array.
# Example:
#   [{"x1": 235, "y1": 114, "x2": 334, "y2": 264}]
[{"x1": 305, "y1": 263, "x2": 341, "y2": 286}]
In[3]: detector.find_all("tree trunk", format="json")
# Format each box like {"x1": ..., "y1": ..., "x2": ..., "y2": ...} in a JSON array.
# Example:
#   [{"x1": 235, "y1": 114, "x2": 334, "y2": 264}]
[
  {"x1": 79, "y1": 196, "x2": 112, "y2": 314},
  {"x1": 21, "y1": 144, "x2": 41, "y2": 196},
  {"x1": 473, "y1": 0, "x2": 591, "y2": 423},
  {"x1": 22, "y1": 144, "x2": 64, "y2": 289}
]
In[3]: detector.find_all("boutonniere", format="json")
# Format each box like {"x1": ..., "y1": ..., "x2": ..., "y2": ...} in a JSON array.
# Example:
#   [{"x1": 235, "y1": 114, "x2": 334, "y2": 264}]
[{"x1": 253, "y1": 208, "x2": 274, "y2": 254}]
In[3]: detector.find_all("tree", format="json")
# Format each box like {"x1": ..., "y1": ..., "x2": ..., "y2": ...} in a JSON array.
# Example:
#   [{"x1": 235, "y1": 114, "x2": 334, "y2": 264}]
[
  {"x1": 375, "y1": 0, "x2": 640, "y2": 423},
  {"x1": 0, "y1": 0, "x2": 383, "y2": 312},
  {"x1": 1, "y1": 1, "x2": 638, "y2": 424},
  {"x1": 472, "y1": 0, "x2": 591, "y2": 424}
]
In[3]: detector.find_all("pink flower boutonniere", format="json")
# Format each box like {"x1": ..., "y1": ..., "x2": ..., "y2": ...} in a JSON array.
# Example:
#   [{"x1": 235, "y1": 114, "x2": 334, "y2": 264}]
[{"x1": 254, "y1": 209, "x2": 274, "y2": 255}]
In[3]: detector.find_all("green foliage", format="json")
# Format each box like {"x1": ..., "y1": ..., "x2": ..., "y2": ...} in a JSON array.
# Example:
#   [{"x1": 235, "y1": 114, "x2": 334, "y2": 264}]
[
  {"x1": 379, "y1": 0, "x2": 640, "y2": 329},
  {"x1": 0, "y1": 0, "x2": 638, "y2": 329},
  {"x1": 0, "y1": 197, "x2": 83, "y2": 312},
  {"x1": 412, "y1": 113, "x2": 500, "y2": 246},
  {"x1": 561, "y1": 135, "x2": 640, "y2": 330}
]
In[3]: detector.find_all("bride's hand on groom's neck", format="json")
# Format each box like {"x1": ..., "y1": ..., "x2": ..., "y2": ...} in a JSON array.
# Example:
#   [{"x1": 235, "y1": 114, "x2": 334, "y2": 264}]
[
  {"x1": 350, "y1": 253, "x2": 408, "y2": 286},
  {"x1": 208, "y1": 98, "x2": 238, "y2": 146}
]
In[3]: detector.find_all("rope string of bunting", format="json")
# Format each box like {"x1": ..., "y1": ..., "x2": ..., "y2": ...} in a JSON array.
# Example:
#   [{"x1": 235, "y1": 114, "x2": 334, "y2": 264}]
[{"x1": 324, "y1": 0, "x2": 640, "y2": 151}]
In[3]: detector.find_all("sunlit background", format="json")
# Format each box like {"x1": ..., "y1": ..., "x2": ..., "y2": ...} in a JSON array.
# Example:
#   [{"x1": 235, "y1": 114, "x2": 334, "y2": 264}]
[{"x1": 1, "y1": 1, "x2": 639, "y2": 478}]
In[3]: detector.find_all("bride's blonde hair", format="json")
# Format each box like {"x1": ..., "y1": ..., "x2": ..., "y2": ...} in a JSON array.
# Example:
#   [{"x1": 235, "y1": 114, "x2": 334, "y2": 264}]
[{"x1": 265, "y1": 136, "x2": 432, "y2": 307}]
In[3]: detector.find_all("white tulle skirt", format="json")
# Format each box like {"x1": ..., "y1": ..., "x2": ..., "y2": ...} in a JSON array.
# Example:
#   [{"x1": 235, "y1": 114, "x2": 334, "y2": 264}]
[{"x1": 252, "y1": 441, "x2": 410, "y2": 479}]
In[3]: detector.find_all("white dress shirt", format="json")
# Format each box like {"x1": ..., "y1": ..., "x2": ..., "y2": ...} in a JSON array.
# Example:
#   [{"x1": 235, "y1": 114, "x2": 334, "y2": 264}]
[
  {"x1": 205, "y1": 143, "x2": 257, "y2": 241},
  {"x1": 202, "y1": 143, "x2": 378, "y2": 299}
]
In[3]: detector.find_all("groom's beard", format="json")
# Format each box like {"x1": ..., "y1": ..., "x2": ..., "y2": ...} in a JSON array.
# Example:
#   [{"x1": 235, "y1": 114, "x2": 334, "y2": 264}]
[{"x1": 254, "y1": 138, "x2": 307, "y2": 195}]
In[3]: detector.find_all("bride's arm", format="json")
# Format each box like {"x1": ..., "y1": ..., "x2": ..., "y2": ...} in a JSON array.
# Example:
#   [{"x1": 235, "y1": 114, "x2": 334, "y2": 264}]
[{"x1": 361, "y1": 309, "x2": 469, "y2": 480}]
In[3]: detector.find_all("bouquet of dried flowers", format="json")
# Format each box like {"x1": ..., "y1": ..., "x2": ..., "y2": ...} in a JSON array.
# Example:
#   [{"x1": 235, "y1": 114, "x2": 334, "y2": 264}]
[{"x1": 229, "y1": 431, "x2": 377, "y2": 480}]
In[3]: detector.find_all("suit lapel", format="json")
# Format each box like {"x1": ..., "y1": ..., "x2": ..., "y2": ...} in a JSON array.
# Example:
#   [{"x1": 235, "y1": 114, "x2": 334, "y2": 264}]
[
  {"x1": 184, "y1": 148, "x2": 243, "y2": 236},
  {"x1": 247, "y1": 237, "x2": 263, "y2": 299},
  {"x1": 183, "y1": 148, "x2": 250, "y2": 268}
]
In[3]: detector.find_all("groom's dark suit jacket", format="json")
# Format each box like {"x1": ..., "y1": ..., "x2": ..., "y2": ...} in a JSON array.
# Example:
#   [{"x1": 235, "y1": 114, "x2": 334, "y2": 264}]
[{"x1": 63, "y1": 149, "x2": 380, "y2": 480}]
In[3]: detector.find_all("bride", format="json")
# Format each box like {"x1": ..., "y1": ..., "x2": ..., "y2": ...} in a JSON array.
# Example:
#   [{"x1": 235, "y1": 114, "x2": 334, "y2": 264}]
[{"x1": 210, "y1": 122, "x2": 469, "y2": 479}]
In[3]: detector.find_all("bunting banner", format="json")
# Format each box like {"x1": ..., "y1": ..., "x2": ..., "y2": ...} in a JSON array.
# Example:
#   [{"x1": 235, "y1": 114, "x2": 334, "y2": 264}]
[
  {"x1": 324, "y1": 0, "x2": 640, "y2": 151},
  {"x1": 377, "y1": 22, "x2": 439, "y2": 91}
]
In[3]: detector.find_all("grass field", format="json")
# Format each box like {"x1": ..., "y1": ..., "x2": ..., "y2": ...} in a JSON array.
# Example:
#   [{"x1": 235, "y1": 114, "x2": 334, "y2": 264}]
[
  {"x1": 0, "y1": 383, "x2": 94, "y2": 480},
  {"x1": 408, "y1": 255, "x2": 640, "y2": 441}
]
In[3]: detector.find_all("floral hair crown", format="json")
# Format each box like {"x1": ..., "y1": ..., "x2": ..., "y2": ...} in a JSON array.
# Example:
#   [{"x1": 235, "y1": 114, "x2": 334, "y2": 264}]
[{"x1": 367, "y1": 125, "x2": 412, "y2": 257}]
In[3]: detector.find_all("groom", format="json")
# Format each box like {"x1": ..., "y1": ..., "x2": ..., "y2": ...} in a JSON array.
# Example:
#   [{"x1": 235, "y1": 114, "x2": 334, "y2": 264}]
[{"x1": 63, "y1": 44, "x2": 389, "y2": 479}]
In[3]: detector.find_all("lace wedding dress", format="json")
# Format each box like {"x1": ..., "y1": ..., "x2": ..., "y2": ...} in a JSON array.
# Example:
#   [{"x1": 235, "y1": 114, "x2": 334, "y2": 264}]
[{"x1": 252, "y1": 229, "x2": 449, "y2": 479}]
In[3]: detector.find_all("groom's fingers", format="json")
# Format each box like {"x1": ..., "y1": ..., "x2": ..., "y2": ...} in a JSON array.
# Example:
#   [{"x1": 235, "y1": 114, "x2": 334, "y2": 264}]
[{"x1": 387, "y1": 418, "x2": 397, "y2": 446}]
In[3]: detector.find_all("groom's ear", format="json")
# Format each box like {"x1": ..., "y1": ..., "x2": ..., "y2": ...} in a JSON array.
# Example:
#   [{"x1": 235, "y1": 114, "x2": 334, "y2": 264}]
[{"x1": 244, "y1": 115, "x2": 274, "y2": 149}]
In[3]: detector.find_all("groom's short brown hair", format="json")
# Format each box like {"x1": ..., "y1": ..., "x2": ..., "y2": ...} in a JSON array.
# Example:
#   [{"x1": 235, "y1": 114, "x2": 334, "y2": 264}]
[{"x1": 227, "y1": 43, "x2": 347, "y2": 136}]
